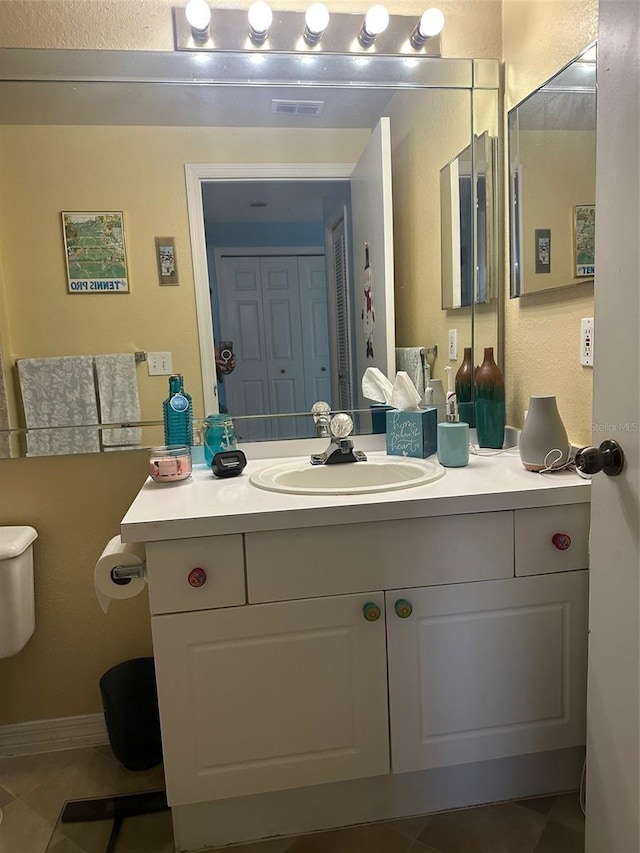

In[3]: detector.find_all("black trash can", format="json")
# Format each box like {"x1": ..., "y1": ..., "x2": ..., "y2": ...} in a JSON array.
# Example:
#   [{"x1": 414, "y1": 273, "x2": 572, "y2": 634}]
[{"x1": 100, "y1": 657, "x2": 163, "y2": 772}]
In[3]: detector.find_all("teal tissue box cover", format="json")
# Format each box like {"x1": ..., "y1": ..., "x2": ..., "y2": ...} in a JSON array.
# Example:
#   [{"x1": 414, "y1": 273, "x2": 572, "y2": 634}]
[{"x1": 386, "y1": 408, "x2": 437, "y2": 458}]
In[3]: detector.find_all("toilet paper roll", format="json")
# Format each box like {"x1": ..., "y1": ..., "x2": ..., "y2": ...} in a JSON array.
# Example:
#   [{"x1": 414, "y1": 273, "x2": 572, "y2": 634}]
[{"x1": 94, "y1": 535, "x2": 146, "y2": 613}]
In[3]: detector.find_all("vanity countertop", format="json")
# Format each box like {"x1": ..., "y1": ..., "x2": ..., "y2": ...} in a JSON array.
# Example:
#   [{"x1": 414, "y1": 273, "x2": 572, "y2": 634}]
[{"x1": 120, "y1": 444, "x2": 590, "y2": 543}]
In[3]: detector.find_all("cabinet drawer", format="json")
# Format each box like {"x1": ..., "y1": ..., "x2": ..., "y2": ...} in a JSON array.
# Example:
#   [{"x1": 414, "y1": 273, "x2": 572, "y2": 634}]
[
  {"x1": 246, "y1": 512, "x2": 514, "y2": 603},
  {"x1": 146, "y1": 535, "x2": 245, "y2": 615},
  {"x1": 515, "y1": 504, "x2": 590, "y2": 576}
]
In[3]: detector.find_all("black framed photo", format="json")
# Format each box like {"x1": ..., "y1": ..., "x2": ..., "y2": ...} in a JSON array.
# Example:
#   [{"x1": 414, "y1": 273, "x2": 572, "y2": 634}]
[
  {"x1": 535, "y1": 228, "x2": 551, "y2": 274},
  {"x1": 155, "y1": 237, "x2": 179, "y2": 285}
]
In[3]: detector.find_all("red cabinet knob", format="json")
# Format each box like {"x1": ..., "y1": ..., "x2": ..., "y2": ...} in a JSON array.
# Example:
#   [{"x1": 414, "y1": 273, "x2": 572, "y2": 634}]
[
  {"x1": 552, "y1": 533, "x2": 572, "y2": 551},
  {"x1": 188, "y1": 567, "x2": 207, "y2": 587}
]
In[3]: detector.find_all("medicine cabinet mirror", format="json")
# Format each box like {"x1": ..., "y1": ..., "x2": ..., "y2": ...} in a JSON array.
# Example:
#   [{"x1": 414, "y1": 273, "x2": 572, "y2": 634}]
[
  {"x1": 509, "y1": 43, "x2": 596, "y2": 297},
  {"x1": 0, "y1": 48, "x2": 500, "y2": 457}
]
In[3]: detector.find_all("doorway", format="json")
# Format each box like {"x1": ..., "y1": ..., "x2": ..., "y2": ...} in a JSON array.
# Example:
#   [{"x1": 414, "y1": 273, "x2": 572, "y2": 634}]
[{"x1": 203, "y1": 180, "x2": 353, "y2": 439}]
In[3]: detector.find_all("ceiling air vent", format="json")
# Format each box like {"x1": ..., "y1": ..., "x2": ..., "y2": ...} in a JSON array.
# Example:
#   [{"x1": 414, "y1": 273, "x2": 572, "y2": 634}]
[{"x1": 271, "y1": 99, "x2": 325, "y2": 116}]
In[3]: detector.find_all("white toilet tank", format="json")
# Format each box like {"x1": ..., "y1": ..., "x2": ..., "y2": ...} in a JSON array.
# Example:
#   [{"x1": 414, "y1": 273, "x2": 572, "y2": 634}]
[{"x1": 0, "y1": 526, "x2": 38, "y2": 658}]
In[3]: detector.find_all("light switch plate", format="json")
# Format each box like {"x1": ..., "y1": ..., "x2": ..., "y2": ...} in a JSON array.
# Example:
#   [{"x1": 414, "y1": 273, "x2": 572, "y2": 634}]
[
  {"x1": 147, "y1": 352, "x2": 173, "y2": 375},
  {"x1": 448, "y1": 329, "x2": 458, "y2": 360}
]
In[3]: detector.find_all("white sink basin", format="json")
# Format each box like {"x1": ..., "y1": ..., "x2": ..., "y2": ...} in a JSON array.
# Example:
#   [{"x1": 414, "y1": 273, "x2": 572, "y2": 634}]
[{"x1": 250, "y1": 456, "x2": 445, "y2": 496}]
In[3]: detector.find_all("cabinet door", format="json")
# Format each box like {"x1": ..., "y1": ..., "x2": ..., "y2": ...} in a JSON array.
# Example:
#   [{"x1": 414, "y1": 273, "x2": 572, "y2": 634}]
[
  {"x1": 386, "y1": 572, "x2": 588, "y2": 773},
  {"x1": 152, "y1": 593, "x2": 389, "y2": 805}
]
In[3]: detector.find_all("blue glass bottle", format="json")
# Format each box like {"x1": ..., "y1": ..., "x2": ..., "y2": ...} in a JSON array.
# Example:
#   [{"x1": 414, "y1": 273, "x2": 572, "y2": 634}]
[{"x1": 163, "y1": 374, "x2": 193, "y2": 447}]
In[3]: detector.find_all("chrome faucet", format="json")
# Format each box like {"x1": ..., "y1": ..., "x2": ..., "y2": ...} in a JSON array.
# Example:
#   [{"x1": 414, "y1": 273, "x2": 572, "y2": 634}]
[
  {"x1": 311, "y1": 401, "x2": 331, "y2": 438},
  {"x1": 310, "y1": 412, "x2": 367, "y2": 465}
]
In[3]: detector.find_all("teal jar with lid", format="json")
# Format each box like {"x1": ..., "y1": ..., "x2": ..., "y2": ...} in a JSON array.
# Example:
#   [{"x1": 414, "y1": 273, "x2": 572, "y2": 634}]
[{"x1": 203, "y1": 414, "x2": 237, "y2": 466}]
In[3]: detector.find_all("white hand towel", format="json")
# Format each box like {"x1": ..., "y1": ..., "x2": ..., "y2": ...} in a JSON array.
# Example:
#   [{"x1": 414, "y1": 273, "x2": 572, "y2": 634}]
[
  {"x1": 94, "y1": 354, "x2": 142, "y2": 447},
  {"x1": 17, "y1": 356, "x2": 100, "y2": 456},
  {"x1": 395, "y1": 347, "x2": 425, "y2": 396}
]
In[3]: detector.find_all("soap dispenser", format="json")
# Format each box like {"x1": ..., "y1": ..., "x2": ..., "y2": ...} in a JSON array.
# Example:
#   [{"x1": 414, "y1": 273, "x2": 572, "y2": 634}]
[{"x1": 437, "y1": 366, "x2": 470, "y2": 467}]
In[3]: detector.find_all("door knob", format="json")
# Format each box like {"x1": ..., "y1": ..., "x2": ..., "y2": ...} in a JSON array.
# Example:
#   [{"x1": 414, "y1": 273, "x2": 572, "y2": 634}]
[
  {"x1": 575, "y1": 439, "x2": 625, "y2": 476},
  {"x1": 280, "y1": 369, "x2": 286, "y2": 374}
]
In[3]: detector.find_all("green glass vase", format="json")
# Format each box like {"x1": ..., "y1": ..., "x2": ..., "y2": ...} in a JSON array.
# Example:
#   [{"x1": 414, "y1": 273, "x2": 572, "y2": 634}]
[{"x1": 475, "y1": 347, "x2": 505, "y2": 449}]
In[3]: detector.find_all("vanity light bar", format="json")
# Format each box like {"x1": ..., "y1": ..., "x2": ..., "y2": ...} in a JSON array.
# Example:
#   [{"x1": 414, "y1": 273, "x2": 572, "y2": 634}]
[{"x1": 172, "y1": 7, "x2": 443, "y2": 56}]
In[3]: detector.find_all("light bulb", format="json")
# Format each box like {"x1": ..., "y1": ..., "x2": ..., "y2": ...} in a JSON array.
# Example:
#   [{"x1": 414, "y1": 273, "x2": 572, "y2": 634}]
[
  {"x1": 305, "y1": 3, "x2": 330, "y2": 36},
  {"x1": 248, "y1": 1, "x2": 273, "y2": 40},
  {"x1": 185, "y1": 0, "x2": 211, "y2": 38},
  {"x1": 364, "y1": 5, "x2": 389, "y2": 37},
  {"x1": 410, "y1": 7, "x2": 445, "y2": 48},
  {"x1": 418, "y1": 8, "x2": 445, "y2": 37}
]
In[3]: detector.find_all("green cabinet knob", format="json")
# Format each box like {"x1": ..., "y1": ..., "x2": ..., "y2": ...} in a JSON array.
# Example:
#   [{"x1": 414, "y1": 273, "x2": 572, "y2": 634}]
[
  {"x1": 363, "y1": 602, "x2": 381, "y2": 622},
  {"x1": 394, "y1": 598, "x2": 413, "y2": 619}
]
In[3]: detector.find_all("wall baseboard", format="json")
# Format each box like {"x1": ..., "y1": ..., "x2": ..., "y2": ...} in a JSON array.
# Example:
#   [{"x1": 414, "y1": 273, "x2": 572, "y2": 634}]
[{"x1": 0, "y1": 713, "x2": 109, "y2": 757}]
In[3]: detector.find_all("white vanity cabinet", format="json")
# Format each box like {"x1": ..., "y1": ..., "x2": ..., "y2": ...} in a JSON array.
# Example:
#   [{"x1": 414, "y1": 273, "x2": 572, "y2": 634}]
[
  {"x1": 120, "y1": 454, "x2": 591, "y2": 850},
  {"x1": 146, "y1": 505, "x2": 589, "y2": 810},
  {"x1": 151, "y1": 592, "x2": 390, "y2": 806},
  {"x1": 386, "y1": 571, "x2": 588, "y2": 774}
]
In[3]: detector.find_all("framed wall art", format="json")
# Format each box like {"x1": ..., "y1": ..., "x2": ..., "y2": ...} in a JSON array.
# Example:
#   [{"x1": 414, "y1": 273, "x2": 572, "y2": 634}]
[
  {"x1": 62, "y1": 211, "x2": 129, "y2": 293},
  {"x1": 155, "y1": 237, "x2": 179, "y2": 285}
]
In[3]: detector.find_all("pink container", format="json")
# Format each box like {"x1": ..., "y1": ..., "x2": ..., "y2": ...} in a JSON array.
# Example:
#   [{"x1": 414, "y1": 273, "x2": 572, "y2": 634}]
[{"x1": 149, "y1": 445, "x2": 192, "y2": 483}]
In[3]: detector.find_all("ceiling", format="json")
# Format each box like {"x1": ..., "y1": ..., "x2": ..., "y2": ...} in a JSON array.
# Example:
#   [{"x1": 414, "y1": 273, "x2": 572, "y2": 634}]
[
  {"x1": 202, "y1": 180, "x2": 351, "y2": 225},
  {"x1": 0, "y1": 80, "x2": 396, "y2": 129}
]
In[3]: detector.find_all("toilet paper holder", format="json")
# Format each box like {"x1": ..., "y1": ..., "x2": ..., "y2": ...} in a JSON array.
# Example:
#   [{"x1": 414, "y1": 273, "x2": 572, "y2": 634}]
[{"x1": 111, "y1": 563, "x2": 146, "y2": 581}]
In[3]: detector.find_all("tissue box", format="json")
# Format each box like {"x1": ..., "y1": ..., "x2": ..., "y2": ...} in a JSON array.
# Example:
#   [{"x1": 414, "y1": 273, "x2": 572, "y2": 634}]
[{"x1": 386, "y1": 408, "x2": 437, "y2": 458}]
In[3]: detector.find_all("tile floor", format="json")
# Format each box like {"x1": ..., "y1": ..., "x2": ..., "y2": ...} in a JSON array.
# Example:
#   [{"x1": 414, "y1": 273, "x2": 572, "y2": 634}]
[{"x1": 0, "y1": 745, "x2": 585, "y2": 853}]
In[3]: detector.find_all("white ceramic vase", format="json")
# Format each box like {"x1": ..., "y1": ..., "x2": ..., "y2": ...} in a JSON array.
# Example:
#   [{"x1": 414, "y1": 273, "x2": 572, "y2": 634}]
[{"x1": 519, "y1": 395, "x2": 569, "y2": 471}]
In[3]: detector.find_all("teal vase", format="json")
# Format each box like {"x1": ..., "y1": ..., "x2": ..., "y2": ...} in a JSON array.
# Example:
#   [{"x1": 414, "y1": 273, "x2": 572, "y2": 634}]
[{"x1": 475, "y1": 347, "x2": 505, "y2": 449}]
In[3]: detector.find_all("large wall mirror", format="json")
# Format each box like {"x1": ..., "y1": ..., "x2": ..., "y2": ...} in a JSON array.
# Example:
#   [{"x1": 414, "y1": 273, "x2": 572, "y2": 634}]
[
  {"x1": 509, "y1": 44, "x2": 596, "y2": 297},
  {"x1": 0, "y1": 48, "x2": 500, "y2": 457}
]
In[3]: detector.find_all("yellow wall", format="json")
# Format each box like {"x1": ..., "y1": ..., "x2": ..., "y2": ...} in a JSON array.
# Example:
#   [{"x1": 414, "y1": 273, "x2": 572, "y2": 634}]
[
  {"x1": 519, "y1": 129, "x2": 595, "y2": 292},
  {"x1": 503, "y1": 0, "x2": 598, "y2": 445}
]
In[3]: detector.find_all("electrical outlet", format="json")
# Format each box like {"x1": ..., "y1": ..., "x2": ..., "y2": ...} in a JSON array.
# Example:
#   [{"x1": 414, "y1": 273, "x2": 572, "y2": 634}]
[
  {"x1": 448, "y1": 329, "x2": 458, "y2": 360},
  {"x1": 147, "y1": 352, "x2": 173, "y2": 376},
  {"x1": 580, "y1": 318, "x2": 594, "y2": 366}
]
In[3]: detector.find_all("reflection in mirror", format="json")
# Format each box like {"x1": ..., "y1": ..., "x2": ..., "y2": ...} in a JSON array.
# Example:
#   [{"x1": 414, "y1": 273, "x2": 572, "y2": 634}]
[
  {"x1": 440, "y1": 131, "x2": 497, "y2": 309},
  {"x1": 0, "y1": 51, "x2": 499, "y2": 457},
  {"x1": 509, "y1": 43, "x2": 596, "y2": 297}
]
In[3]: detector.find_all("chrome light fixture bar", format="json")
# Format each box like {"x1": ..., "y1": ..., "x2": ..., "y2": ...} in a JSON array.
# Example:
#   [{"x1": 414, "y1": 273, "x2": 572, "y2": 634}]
[{"x1": 173, "y1": 7, "x2": 443, "y2": 56}]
